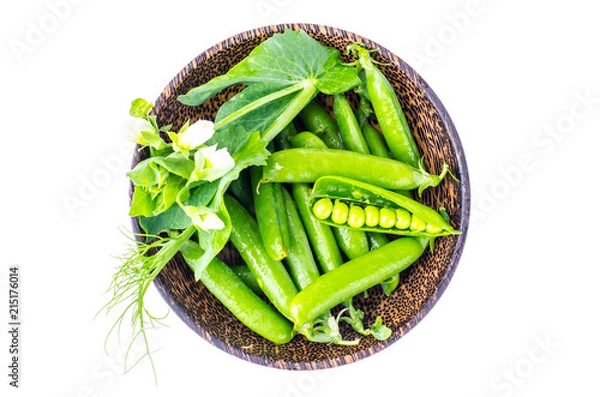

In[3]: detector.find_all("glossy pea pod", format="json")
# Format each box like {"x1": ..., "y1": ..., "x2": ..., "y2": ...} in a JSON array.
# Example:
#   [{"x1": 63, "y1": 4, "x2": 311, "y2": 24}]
[
  {"x1": 261, "y1": 148, "x2": 451, "y2": 196},
  {"x1": 365, "y1": 232, "x2": 399, "y2": 296},
  {"x1": 310, "y1": 176, "x2": 460, "y2": 238},
  {"x1": 351, "y1": 43, "x2": 421, "y2": 168},
  {"x1": 280, "y1": 187, "x2": 321, "y2": 289},
  {"x1": 224, "y1": 194, "x2": 299, "y2": 320},
  {"x1": 289, "y1": 236, "x2": 429, "y2": 327},
  {"x1": 180, "y1": 244, "x2": 293, "y2": 344},
  {"x1": 297, "y1": 100, "x2": 345, "y2": 150},
  {"x1": 250, "y1": 167, "x2": 289, "y2": 260},
  {"x1": 362, "y1": 123, "x2": 391, "y2": 159},
  {"x1": 228, "y1": 263, "x2": 263, "y2": 296},
  {"x1": 290, "y1": 131, "x2": 330, "y2": 151},
  {"x1": 332, "y1": 93, "x2": 370, "y2": 154},
  {"x1": 291, "y1": 183, "x2": 344, "y2": 275}
]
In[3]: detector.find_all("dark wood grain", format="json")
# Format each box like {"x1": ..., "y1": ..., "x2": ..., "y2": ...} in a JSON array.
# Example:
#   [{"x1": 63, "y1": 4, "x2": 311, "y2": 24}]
[{"x1": 130, "y1": 23, "x2": 470, "y2": 370}]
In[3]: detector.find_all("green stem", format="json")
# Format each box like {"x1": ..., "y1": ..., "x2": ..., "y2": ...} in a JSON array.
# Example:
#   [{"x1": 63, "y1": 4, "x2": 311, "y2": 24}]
[
  {"x1": 139, "y1": 225, "x2": 196, "y2": 296},
  {"x1": 262, "y1": 81, "x2": 318, "y2": 142},
  {"x1": 214, "y1": 83, "x2": 304, "y2": 131}
]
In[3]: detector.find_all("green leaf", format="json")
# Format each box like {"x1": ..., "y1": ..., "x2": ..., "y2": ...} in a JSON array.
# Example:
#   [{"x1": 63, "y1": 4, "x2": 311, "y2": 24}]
[
  {"x1": 129, "y1": 185, "x2": 155, "y2": 217},
  {"x1": 215, "y1": 82, "x2": 301, "y2": 138},
  {"x1": 313, "y1": 45, "x2": 361, "y2": 94},
  {"x1": 178, "y1": 29, "x2": 360, "y2": 141},
  {"x1": 179, "y1": 29, "x2": 359, "y2": 105},
  {"x1": 126, "y1": 158, "x2": 163, "y2": 187},
  {"x1": 369, "y1": 316, "x2": 392, "y2": 341},
  {"x1": 130, "y1": 98, "x2": 154, "y2": 118},
  {"x1": 184, "y1": 180, "x2": 219, "y2": 207},
  {"x1": 140, "y1": 129, "x2": 168, "y2": 151},
  {"x1": 139, "y1": 204, "x2": 191, "y2": 236},
  {"x1": 152, "y1": 152, "x2": 195, "y2": 179},
  {"x1": 229, "y1": 129, "x2": 271, "y2": 168},
  {"x1": 154, "y1": 175, "x2": 185, "y2": 215}
]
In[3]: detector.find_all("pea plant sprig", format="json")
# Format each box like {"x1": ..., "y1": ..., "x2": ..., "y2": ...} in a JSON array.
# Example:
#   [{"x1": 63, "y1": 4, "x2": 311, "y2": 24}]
[{"x1": 100, "y1": 98, "x2": 269, "y2": 380}]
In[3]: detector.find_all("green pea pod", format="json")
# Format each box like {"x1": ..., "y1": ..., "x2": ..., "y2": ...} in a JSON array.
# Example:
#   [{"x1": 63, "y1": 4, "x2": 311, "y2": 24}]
[
  {"x1": 261, "y1": 148, "x2": 451, "y2": 196},
  {"x1": 297, "y1": 100, "x2": 345, "y2": 150},
  {"x1": 355, "y1": 92, "x2": 373, "y2": 128},
  {"x1": 310, "y1": 175, "x2": 460, "y2": 238},
  {"x1": 333, "y1": 227, "x2": 370, "y2": 260},
  {"x1": 281, "y1": 187, "x2": 321, "y2": 290},
  {"x1": 228, "y1": 263, "x2": 263, "y2": 296},
  {"x1": 290, "y1": 131, "x2": 328, "y2": 150},
  {"x1": 351, "y1": 44, "x2": 421, "y2": 168},
  {"x1": 180, "y1": 242, "x2": 293, "y2": 344},
  {"x1": 289, "y1": 236, "x2": 429, "y2": 327},
  {"x1": 225, "y1": 194, "x2": 298, "y2": 320},
  {"x1": 333, "y1": 93, "x2": 370, "y2": 154},
  {"x1": 367, "y1": 232, "x2": 389, "y2": 250},
  {"x1": 250, "y1": 167, "x2": 289, "y2": 260},
  {"x1": 291, "y1": 183, "x2": 343, "y2": 274},
  {"x1": 362, "y1": 124, "x2": 391, "y2": 159}
]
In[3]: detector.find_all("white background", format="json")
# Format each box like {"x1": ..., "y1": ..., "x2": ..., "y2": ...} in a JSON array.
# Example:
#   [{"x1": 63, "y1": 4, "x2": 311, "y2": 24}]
[{"x1": 1, "y1": 0, "x2": 599, "y2": 396}]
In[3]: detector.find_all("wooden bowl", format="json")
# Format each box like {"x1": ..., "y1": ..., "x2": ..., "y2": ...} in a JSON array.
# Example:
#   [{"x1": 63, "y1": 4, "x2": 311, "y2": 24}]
[{"x1": 132, "y1": 23, "x2": 470, "y2": 370}]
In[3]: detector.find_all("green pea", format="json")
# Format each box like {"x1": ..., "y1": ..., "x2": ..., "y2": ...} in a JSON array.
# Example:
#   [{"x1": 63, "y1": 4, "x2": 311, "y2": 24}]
[
  {"x1": 425, "y1": 223, "x2": 443, "y2": 234},
  {"x1": 410, "y1": 214, "x2": 427, "y2": 231},
  {"x1": 379, "y1": 208, "x2": 396, "y2": 229},
  {"x1": 365, "y1": 205, "x2": 379, "y2": 227},
  {"x1": 313, "y1": 198, "x2": 333, "y2": 220},
  {"x1": 331, "y1": 200, "x2": 349, "y2": 224},
  {"x1": 347, "y1": 205, "x2": 366, "y2": 228},
  {"x1": 395, "y1": 208, "x2": 411, "y2": 229}
]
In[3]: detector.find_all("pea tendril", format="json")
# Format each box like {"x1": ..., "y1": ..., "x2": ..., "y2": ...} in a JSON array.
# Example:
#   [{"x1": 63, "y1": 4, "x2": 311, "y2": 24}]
[{"x1": 99, "y1": 225, "x2": 196, "y2": 383}]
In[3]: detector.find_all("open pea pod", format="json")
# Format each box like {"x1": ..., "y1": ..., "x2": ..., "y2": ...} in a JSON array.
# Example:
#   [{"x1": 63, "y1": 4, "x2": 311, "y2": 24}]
[{"x1": 309, "y1": 176, "x2": 460, "y2": 238}]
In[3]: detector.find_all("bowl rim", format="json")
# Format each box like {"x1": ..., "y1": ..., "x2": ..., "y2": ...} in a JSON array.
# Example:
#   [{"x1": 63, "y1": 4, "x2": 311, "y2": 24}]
[{"x1": 147, "y1": 22, "x2": 470, "y2": 370}]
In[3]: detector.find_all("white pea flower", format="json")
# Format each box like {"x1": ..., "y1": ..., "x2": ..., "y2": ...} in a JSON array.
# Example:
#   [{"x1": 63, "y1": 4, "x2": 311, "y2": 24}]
[
  {"x1": 123, "y1": 117, "x2": 156, "y2": 145},
  {"x1": 190, "y1": 144, "x2": 235, "y2": 183},
  {"x1": 200, "y1": 211, "x2": 226, "y2": 230},
  {"x1": 171, "y1": 120, "x2": 216, "y2": 153},
  {"x1": 182, "y1": 205, "x2": 225, "y2": 230}
]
